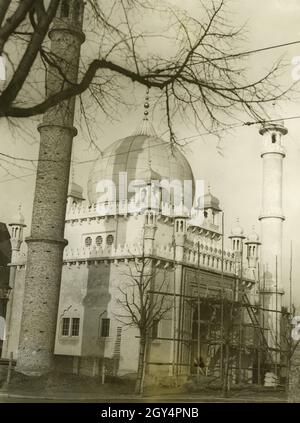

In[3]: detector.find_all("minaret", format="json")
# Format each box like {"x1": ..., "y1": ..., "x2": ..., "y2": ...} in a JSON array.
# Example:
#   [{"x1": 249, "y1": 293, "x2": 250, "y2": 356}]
[
  {"x1": 229, "y1": 219, "x2": 245, "y2": 301},
  {"x1": 67, "y1": 162, "x2": 84, "y2": 209},
  {"x1": 245, "y1": 227, "x2": 261, "y2": 271},
  {"x1": 1, "y1": 207, "x2": 26, "y2": 359},
  {"x1": 16, "y1": 1, "x2": 85, "y2": 376},
  {"x1": 259, "y1": 121, "x2": 287, "y2": 287},
  {"x1": 229, "y1": 218, "x2": 245, "y2": 275},
  {"x1": 258, "y1": 120, "x2": 287, "y2": 364},
  {"x1": 202, "y1": 185, "x2": 221, "y2": 229},
  {"x1": 9, "y1": 205, "x2": 26, "y2": 265}
]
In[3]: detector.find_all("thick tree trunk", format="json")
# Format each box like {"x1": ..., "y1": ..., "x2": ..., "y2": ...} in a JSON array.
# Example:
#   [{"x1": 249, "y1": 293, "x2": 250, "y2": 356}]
[
  {"x1": 288, "y1": 343, "x2": 300, "y2": 402},
  {"x1": 16, "y1": 4, "x2": 85, "y2": 376}
]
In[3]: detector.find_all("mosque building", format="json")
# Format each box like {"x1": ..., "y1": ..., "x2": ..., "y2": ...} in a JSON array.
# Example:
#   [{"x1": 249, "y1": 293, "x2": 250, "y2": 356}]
[
  {"x1": 0, "y1": 0, "x2": 290, "y2": 387},
  {"x1": 1, "y1": 103, "x2": 289, "y2": 386}
]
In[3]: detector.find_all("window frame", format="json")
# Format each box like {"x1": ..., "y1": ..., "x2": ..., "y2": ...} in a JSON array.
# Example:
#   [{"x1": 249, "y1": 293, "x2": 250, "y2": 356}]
[
  {"x1": 100, "y1": 317, "x2": 110, "y2": 338},
  {"x1": 71, "y1": 317, "x2": 80, "y2": 337},
  {"x1": 61, "y1": 317, "x2": 70, "y2": 337}
]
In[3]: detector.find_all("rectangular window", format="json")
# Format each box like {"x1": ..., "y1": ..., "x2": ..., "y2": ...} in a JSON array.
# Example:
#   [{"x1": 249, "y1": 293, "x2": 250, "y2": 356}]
[
  {"x1": 71, "y1": 318, "x2": 80, "y2": 337},
  {"x1": 152, "y1": 319, "x2": 159, "y2": 340},
  {"x1": 100, "y1": 318, "x2": 110, "y2": 337},
  {"x1": 62, "y1": 318, "x2": 70, "y2": 336}
]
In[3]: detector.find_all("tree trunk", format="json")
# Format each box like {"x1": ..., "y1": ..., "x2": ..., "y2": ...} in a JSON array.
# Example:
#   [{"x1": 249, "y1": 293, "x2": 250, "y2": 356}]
[
  {"x1": 222, "y1": 342, "x2": 230, "y2": 397},
  {"x1": 16, "y1": 4, "x2": 85, "y2": 376},
  {"x1": 288, "y1": 342, "x2": 300, "y2": 402},
  {"x1": 135, "y1": 338, "x2": 146, "y2": 395}
]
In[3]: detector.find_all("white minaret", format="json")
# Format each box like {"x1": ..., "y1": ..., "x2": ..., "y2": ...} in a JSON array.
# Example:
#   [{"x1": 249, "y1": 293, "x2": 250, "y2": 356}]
[
  {"x1": 9, "y1": 205, "x2": 26, "y2": 265},
  {"x1": 259, "y1": 120, "x2": 287, "y2": 367}
]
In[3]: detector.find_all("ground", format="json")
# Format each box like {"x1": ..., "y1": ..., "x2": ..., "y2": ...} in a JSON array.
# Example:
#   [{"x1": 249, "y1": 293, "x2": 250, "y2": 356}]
[{"x1": 0, "y1": 370, "x2": 288, "y2": 403}]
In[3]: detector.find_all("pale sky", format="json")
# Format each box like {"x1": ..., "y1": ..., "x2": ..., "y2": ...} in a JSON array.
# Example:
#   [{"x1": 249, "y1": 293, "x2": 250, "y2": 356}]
[{"x1": 1, "y1": 0, "x2": 300, "y2": 307}]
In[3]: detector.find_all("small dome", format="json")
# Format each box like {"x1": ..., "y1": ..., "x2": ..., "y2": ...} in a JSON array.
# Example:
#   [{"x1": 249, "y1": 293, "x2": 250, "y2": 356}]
[
  {"x1": 230, "y1": 218, "x2": 244, "y2": 237},
  {"x1": 9, "y1": 205, "x2": 25, "y2": 226},
  {"x1": 246, "y1": 227, "x2": 260, "y2": 243},
  {"x1": 194, "y1": 185, "x2": 221, "y2": 211},
  {"x1": 203, "y1": 192, "x2": 220, "y2": 210}
]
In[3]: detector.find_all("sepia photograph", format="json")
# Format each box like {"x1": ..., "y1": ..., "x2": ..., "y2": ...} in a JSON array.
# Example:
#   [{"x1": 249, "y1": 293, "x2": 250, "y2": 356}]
[{"x1": 0, "y1": 0, "x2": 300, "y2": 414}]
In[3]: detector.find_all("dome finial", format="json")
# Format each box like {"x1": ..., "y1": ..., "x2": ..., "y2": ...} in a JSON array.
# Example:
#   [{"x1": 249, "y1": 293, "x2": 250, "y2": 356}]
[
  {"x1": 132, "y1": 88, "x2": 156, "y2": 137},
  {"x1": 143, "y1": 87, "x2": 150, "y2": 121}
]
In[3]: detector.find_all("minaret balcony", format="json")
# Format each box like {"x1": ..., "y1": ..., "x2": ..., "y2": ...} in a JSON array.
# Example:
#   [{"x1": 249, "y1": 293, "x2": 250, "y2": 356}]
[{"x1": 261, "y1": 144, "x2": 286, "y2": 157}]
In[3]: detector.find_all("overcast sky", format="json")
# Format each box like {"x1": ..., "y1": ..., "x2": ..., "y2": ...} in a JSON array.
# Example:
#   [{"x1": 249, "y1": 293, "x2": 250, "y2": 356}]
[{"x1": 1, "y1": 0, "x2": 300, "y2": 307}]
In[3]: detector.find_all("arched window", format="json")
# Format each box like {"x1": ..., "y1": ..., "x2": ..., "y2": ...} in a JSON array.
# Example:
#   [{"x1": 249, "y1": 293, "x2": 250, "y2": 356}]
[
  {"x1": 106, "y1": 234, "x2": 114, "y2": 245},
  {"x1": 272, "y1": 133, "x2": 277, "y2": 144},
  {"x1": 96, "y1": 235, "x2": 103, "y2": 246},
  {"x1": 61, "y1": 0, "x2": 70, "y2": 18},
  {"x1": 85, "y1": 236, "x2": 92, "y2": 247}
]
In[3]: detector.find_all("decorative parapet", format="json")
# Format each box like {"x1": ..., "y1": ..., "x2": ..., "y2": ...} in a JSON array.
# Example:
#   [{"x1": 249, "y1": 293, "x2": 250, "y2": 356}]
[
  {"x1": 66, "y1": 200, "x2": 209, "y2": 223},
  {"x1": 65, "y1": 200, "x2": 221, "y2": 238},
  {"x1": 63, "y1": 243, "x2": 144, "y2": 261},
  {"x1": 9, "y1": 240, "x2": 245, "y2": 281},
  {"x1": 187, "y1": 223, "x2": 221, "y2": 241},
  {"x1": 62, "y1": 241, "x2": 237, "y2": 276},
  {"x1": 184, "y1": 245, "x2": 235, "y2": 273}
]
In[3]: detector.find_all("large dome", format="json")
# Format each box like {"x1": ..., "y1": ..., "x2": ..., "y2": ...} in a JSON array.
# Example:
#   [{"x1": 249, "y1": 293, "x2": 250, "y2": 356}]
[{"x1": 87, "y1": 134, "x2": 195, "y2": 205}]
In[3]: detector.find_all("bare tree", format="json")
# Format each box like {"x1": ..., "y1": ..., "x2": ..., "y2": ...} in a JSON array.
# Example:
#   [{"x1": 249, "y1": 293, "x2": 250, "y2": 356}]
[
  {"x1": 0, "y1": 0, "x2": 295, "y2": 378},
  {"x1": 115, "y1": 252, "x2": 173, "y2": 394},
  {"x1": 0, "y1": 0, "x2": 293, "y2": 129}
]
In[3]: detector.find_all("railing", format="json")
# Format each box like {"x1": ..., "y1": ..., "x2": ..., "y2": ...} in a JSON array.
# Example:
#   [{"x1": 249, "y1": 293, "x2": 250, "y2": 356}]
[
  {"x1": 184, "y1": 246, "x2": 235, "y2": 272},
  {"x1": 66, "y1": 200, "x2": 214, "y2": 223},
  {"x1": 62, "y1": 242, "x2": 236, "y2": 274}
]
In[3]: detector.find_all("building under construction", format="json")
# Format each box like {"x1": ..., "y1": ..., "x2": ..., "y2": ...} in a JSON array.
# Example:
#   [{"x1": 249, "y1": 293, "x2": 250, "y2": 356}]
[{"x1": 0, "y1": 15, "x2": 292, "y2": 384}]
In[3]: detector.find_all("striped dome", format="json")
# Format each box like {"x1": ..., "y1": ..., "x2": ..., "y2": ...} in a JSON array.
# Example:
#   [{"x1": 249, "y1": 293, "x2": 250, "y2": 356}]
[{"x1": 87, "y1": 134, "x2": 195, "y2": 205}]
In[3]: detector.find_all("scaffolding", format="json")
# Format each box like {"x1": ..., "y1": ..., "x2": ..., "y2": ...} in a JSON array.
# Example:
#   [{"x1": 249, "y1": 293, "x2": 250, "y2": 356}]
[
  {"x1": 147, "y1": 277, "x2": 291, "y2": 389},
  {"x1": 144, "y1": 214, "x2": 293, "y2": 391}
]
